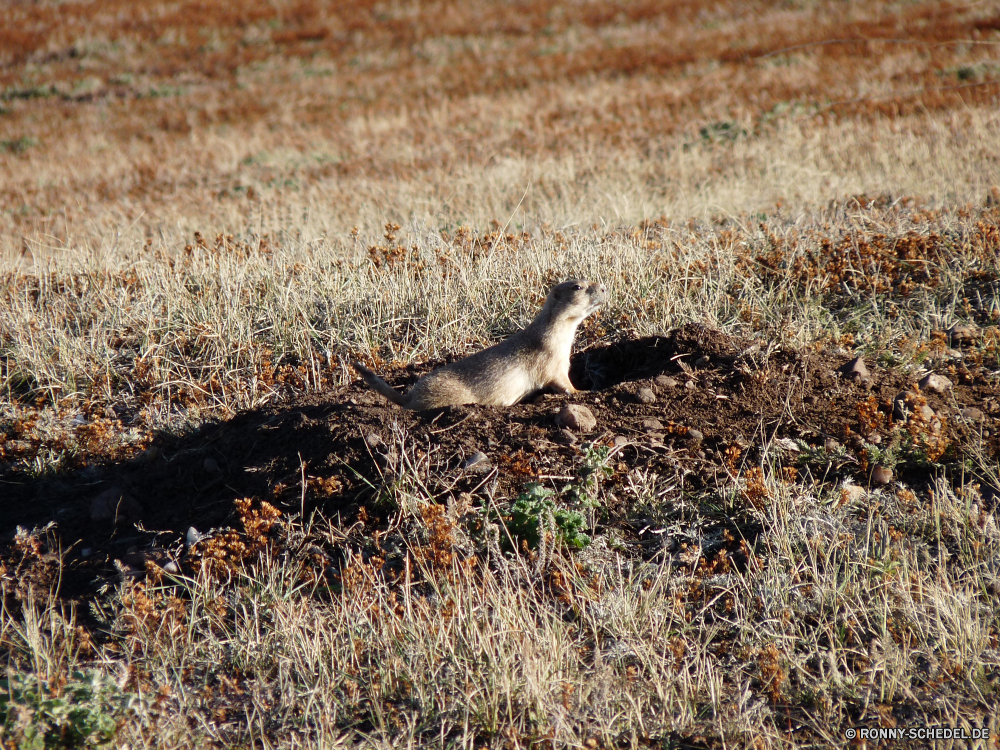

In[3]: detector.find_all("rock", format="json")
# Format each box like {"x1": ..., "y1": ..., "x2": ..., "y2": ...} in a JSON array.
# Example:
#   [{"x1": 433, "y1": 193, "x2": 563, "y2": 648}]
[
  {"x1": 694, "y1": 355, "x2": 710, "y2": 368},
  {"x1": 918, "y1": 373, "x2": 953, "y2": 394},
  {"x1": 685, "y1": 428, "x2": 704, "y2": 445},
  {"x1": 636, "y1": 387, "x2": 656, "y2": 404},
  {"x1": 867, "y1": 433, "x2": 882, "y2": 445},
  {"x1": 961, "y1": 407, "x2": 985, "y2": 422},
  {"x1": 837, "y1": 356, "x2": 869, "y2": 382},
  {"x1": 557, "y1": 428, "x2": 579, "y2": 445},
  {"x1": 203, "y1": 457, "x2": 221, "y2": 474},
  {"x1": 611, "y1": 435, "x2": 630, "y2": 448},
  {"x1": 642, "y1": 418, "x2": 664, "y2": 432},
  {"x1": 139, "y1": 445, "x2": 161, "y2": 463},
  {"x1": 365, "y1": 431, "x2": 382, "y2": 448},
  {"x1": 824, "y1": 438, "x2": 841, "y2": 451},
  {"x1": 90, "y1": 487, "x2": 143, "y2": 525},
  {"x1": 462, "y1": 451, "x2": 492, "y2": 473},
  {"x1": 918, "y1": 404, "x2": 935, "y2": 422},
  {"x1": 871, "y1": 465, "x2": 893, "y2": 485},
  {"x1": 948, "y1": 323, "x2": 978, "y2": 344},
  {"x1": 186, "y1": 527, "x2": 205, "y2": 547},
  {"x1": 946, "y1": 348, "x2": 963, "y2": 359},
  {"x1": 555, "y1": 404, "x2": 597, "y2": 432},
  {"x1": 684, "y1": 380, "x2": 696, "y2": 390},
  {"x1": 162, "y1": 560, "x2": 181, "y2": 575},
  {"x1": 841, "y1": 484, "x2": 866, "y2": 503},
  {"x1": 655, "y1": 375, "x2": 678, "y2": 388}
]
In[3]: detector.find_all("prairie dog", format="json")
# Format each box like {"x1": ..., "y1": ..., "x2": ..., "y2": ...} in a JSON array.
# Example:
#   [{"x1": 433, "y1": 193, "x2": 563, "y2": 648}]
[{"x1": 353, "y1": 280, "x2": 606, "y2": 410}]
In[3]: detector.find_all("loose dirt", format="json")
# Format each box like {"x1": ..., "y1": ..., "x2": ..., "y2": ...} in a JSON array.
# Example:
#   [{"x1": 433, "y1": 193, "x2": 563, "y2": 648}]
[{"x1": 3, "y1": 324, "x2": 997, "y2": 601}]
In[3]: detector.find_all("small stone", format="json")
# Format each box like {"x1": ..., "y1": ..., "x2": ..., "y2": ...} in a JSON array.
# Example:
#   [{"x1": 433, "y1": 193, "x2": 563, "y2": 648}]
[
  {"x1": 139, "y1": 445, "x2": 161, "y2": 463},
  {"x1": 557, "y1": 428, "x2": 579, "y2": 445},
  {"x1": 824, "y1": 438, "x2": 841, "y2": 451},
  {"x1": 203, "y1": 457, "x2": 221, "y2": 474},
  {"x1": 365, "y1": 432, "x2": 382, "y2": 448},
  {"x1": 684, "y1": 380, "x2": 696, "y2": 390},
  {"x1": 462, "y1": 451, "x2": 492, "y2": 472},
  {"x1": 871, "y1": 465, "x2": 893, "y2": 485},
  {"x1": 841, "y1": 484, "x2": 866, "y2": 503},
  {"x1": 555, "y1": 404, "x2": 597, "y2": 432},
  {"x1": 961, "y1": 407, "x2": 985, "y2": 422},
  {"x1": 642, "y1": 418, "x2": 664, "y2": 432},
  {"x1": 918, "y1": 373, "x2": 953, "y2": 394},
  {"x1": 655, "y1": 375, "x2": 678, "y2": 388},
  {"x1": 837, "y1": 357, "x2": 869, "y2": 382},
  {"x1": 696, "y1": 450, "x2": 707, "y2": 459},
  {"x1": 948, "y1": 323, "x2": 978, "y2": 344},
  {"x1": 90, "y1": 487, "x2": 143, "y2": 524},
  {"x1": 636, "y1": 387, "x2": 656, "y2": 404},
  {"x1": 186, "y1": 527, "x2": 205, "y2": 547},
  {"x1": 867, "y1": 433, "x2": 882, "y2": 445},
  {"x1": 685, "y1": 428, "x2": 704, "y2": 445},
  {"x1": 647, "y1": 433, "x2": 665, "y2": 442},
  {"x1": 694, "y1": 355, "x2": 710, "y2": 368},
  {"x1": 918, "y1": 404, "x2": 935, "y2": 421},
  {"x1": 611, "y1": 435, "x2": 630, "y2": 448},
  {"x1": 946, "y1": 348, "x2": 963, "y2": 359},
  {"x1": 162, "y1": 560, "x2": 181, "y2": 575}
]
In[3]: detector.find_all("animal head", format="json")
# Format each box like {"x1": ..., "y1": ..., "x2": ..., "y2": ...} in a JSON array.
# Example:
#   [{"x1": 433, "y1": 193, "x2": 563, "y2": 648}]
[{"x1": 546, "y1": 279, "x2": 607, "y2": 322}]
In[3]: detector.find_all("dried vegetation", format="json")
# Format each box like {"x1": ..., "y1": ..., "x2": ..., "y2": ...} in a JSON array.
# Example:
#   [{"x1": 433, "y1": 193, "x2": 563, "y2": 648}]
[{"x1": 2, "y1": 0, "x2": 1000, "y2": 747}]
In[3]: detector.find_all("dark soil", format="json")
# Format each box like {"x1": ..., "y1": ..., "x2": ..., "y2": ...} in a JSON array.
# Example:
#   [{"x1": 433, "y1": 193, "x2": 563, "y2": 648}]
[{"x1": 3, "y1": 323, "x2": 998, "y2": 602}]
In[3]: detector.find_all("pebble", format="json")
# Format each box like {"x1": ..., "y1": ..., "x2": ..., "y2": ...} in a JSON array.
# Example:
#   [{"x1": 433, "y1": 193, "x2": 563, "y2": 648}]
[
  {"x1": 837, "y1": 356, "x2": 870, "y2": 382},
  {"x1": 684, "y1": 380, "x2": 696, "y2": 390},
  {"x1": 824, "y1": 438, "x2": 841, "y2": 451},
  {"x1": 636, "y1": 387, "x2": 656, "y2": 404},
  {"x1": 611, "y1": 435, "x2": 630, "y2": 448},
  {"x1": 642, "y1": 418, "x2": 664, "y2": 432},
  {"x1": 555, "y1": 404, "x2": 597, "y2": 432},
  {"x1": 139, "y1": 445, "x2": 161, "y2": 463},
  {"x1": 162, "y1": 560, "x2": 181, "y2": 575},
  {"x1": 186, "y1": 527, "x2": 205, "y2": 547},
  {"x1": 557, "y1": 428, "x2": 579, "y2": 445},
  {"x1": 871, "y1": 465, "x2": 893, "y2": 485},
  {"x1": 841, "y1": 484, "x2": 866, "y2": 503},
  {"x1": 462, "y1": 451, "x2": 492, "y2": 473},
  {"x1": 90, "y1": 486, "x2": 144, "y2": 525},
  {"x1": 961, "y1": 407, "x2": 985, "y2": 422},
  {"x1": 918, "y1": 373, "x2": 953, "y2": 394},
  {"x1": 685, "y1": 428, "x2": 704, "y2": 445},
  {"x1": 694, "y1": 355, "x2": 710, "y2": 368},
  {"x1": 655, "y1": 375, "x2": 678, "y2": 388}
]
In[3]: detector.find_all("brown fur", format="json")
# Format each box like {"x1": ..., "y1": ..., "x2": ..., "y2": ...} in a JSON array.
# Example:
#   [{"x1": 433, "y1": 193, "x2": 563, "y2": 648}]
[{"x1": 353, "y1": 280, "x2": 606, "y2": 410}]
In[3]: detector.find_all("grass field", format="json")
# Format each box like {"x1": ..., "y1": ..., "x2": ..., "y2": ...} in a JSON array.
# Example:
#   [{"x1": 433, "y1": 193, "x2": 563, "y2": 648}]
[{"x1": 2, "y1": 0, "x2": 1000, "y2": 747}]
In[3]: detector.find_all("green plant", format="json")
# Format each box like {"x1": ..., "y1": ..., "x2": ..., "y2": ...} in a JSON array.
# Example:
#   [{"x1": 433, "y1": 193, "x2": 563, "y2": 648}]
[
  {"x1": 507, "y1": 483, "x2": 590, "y2": 551},
  {"x1": 0, "y1": 670, "x2": 141, "y2": 748}
]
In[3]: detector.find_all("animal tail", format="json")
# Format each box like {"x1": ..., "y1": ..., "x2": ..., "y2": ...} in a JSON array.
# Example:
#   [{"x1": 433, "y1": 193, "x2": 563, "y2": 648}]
[{"x1": 351, "y1": 361, "x2": 407, "y2": 407}]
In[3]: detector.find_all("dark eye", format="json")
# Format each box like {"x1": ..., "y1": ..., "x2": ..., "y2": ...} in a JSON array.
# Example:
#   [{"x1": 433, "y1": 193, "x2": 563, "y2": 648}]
[{"x1": 573, "y1": 284, "x2": 582, "y2": 291}]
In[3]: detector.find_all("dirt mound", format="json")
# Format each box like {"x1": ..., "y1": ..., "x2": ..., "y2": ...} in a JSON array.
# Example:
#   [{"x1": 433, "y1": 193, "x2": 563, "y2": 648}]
[{"x1": 3, "y1": 324, "x2": 997, "y2": 601}]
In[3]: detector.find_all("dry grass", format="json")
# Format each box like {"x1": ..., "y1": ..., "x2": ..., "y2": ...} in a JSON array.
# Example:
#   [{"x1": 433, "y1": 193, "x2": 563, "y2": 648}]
[{"x1": 3, "y1": 0, "x2": 1000, "y2": 747}]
